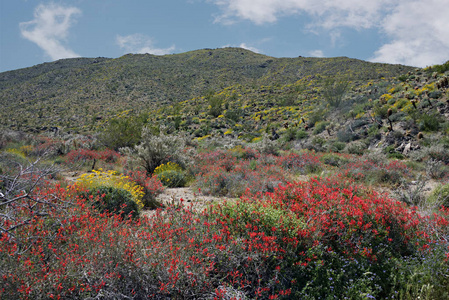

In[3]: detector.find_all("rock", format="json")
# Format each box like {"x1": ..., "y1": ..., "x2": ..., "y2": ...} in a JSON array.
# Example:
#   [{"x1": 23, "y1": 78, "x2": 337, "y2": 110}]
[{"x1": 403, "y1": 143, "x2": 411, "y2": 156}]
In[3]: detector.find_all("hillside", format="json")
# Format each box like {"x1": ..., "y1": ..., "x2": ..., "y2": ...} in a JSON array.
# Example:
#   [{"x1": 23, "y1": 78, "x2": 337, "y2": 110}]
[
  {"x1": 2, "y1": 50, "x2": 449, "y2": 299},
  {"x1": 0, "y1": 47, "x2": 412, "y2": 133}
]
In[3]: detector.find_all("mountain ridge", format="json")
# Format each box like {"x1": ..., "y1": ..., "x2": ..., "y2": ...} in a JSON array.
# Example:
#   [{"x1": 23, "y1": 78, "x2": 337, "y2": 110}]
[{"x1": 0, "y1": 47, "x2": 414, "y2": 133}]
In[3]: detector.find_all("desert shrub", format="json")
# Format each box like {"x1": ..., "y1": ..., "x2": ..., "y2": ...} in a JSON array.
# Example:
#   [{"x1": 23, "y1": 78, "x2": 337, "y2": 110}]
[
  {"x1": 154, "y1": 162, "x2": 187, "y2": 188},
  {"x1": 419, "y1": 113, "x2": 441, "y2": 132},
  {"x1": 192, "y1": 149, "x2": 286, "y2": 197},
  {"x1": 250, "y1": 134, "x2": 281, "y2": 156},
  {"x1": 344, "y1": 140, "x2": 368, "y2": 155},
  {"x1": 339, "y1": 158, "x2": 411, "y2": 186},
  {"x1": 277, "y1": 151, "x2": 322, "y2": 174},
  {"x1": 428, "y1": 183, "x2": 449, "y2": 207},
  {"x1": 312, "y1": 121, "x2": 329, "y2": 135},
  {"x1": 76, "y1": 169, "x2": 144, "y2": 210},
  {"x1": 157, "y1": 170, "x2": 187, "y2": 188},
  {"x1": 125, "y1": 170, "x2": 164, "y2": 208},
  {"x1": 328, "y1": 141, "x2": 346, "y2": 153},
  {"x1": 296, "y1": 129, "x2": 308, "y2": 139},
  {"x1": 426, "y1": 159, "x2": 449, "y2": 180},
  {"x1": 194, "y1": 161, "x2": 285, "y2": 197},
  {"x1": 320, "y1": 153, "x2": 349, "y2": 167},
  {"x1": 393, "y1": 175, "x2": 428, "y2": 207},
  {"x1": 81, "y1": 186, "x2": 139, "y2": 218},
  {"x1": 337, "y1": 128, "x2": 358, "y2": 143},
  {"x1": 124, "y1": 127, "x2": 187, "y2": 174},
  {"x1": 283, "y1": 127, "x2": 299, "y2": 141},
  {"x1": 428, "y1": 90, "x2": 443, "y2": 99},
  {"x1": 322, "y1": 77, "x2": 349, "y2": 107},
  {"x1": 225, "y1": 108, "x2": 242, "y2": 122},
  {"x1": 99, "y1": 115, "x2": 146, "y2": 150},
  {"x1": 65, "y1": 148, "x2": 121, "y2": 170}
]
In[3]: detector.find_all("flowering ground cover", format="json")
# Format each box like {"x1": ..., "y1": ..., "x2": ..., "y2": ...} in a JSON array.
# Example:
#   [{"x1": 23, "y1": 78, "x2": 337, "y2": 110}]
[
  {"x1": 1, "y1": 145, "x2": 449, "y2": 299},
  {"x1": 2, "y1": 174, "x2": 448, "y2": 299}
]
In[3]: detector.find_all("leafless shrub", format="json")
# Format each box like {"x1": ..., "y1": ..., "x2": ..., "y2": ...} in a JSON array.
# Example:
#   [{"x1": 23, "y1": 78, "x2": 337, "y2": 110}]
[{"x1": 0, "y1": 151, "x2": 65, "y2": 240}]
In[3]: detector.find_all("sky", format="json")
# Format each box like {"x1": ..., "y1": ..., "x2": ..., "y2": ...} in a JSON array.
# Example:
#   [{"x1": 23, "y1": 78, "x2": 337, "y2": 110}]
[{"x1": 1, "y1": 0, "x2": 448, "y2": 72}]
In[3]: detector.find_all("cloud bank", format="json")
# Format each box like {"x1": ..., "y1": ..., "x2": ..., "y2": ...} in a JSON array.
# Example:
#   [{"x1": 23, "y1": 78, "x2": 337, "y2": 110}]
[
  {"x1": 20, "y1": 3, "x2": 81, "y2": 60},
  {"x1": 211, "y1": 0, "x2": 449, "y2": 67},
  {"x1": 116, "y1": 34, "x2": 175, "y2": 55}
]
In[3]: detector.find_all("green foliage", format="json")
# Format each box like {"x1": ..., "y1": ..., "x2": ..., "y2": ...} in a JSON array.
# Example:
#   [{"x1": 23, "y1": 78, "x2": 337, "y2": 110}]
[
  {"x1": 428, "y1": 183, "x2": 449, "y2": 207},
  {"x1": 99, "y1": 114, "x2": 146, "y2": 150},
  {"x1": 207, "y1": 94, "x2": 224, "y2": 118},
  {"x1": 430, "y1": 60, "x2": 449, "y2": 74},
  {"x1": 221, "y1": 200, "x2": 305, "y2": 238},
  {"x1": 82, "y1": 186, "x2": 139, "y2": 218},
  {"x1": 320, "y1": 153, "x2": 348, "y2": 167},
  {"x1": 156, "y1": 170, "x2": 187, "y2": 188},
  {"x1": 313, "y1": 121, "x2": 330, "y2": 135},
  {"x1": 322, "y1": 76, "x2": 349, "y2": 107},
  {"x1": 296, "y1": 129, "x2": 309, "y2": 140},
  {"x1": 419, "y1": 113, "x2": 441, "y2": 132},
  {"x1": 225, "y1": 108, "x2": 241, "y2": 122},
  {"x1": 0, "y1": 49, "x2": 413, "y2": 134}
]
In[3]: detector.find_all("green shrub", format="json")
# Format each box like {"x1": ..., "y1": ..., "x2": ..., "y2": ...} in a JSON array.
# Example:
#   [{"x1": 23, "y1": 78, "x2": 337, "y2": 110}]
[
  {"x1": 345, "y1": 141, "x2": 368, "y2": 155},
  {"x1": 157, "y1": 170, "x2": 187, "y2": 188},
  {"x1": 221, "y1": 200, "x2": 305, "y2": 238},
  {"x1": 99, "y1": 115, "x2": 146, "y2": 150},
  {"x1": 320, "y1": 153, "x2": 348, "y2": 167},
  {"x1": 82, "y1": 186, "x2": 140, "y2": 218},
  {"x1": 428, "y1": 183, "x2": 449, "y2": 207},
  {"x1": 431, "y1": 60, "x2": 449, "y2": 73},
  {"x1": 419, "y1": 113, "x2": 441, "y2": 132},
  {"x1": 296, "y1": 129, "x2": 308, "y2": 139},
  {"x1": 328, "y1": 141, "x2": 346, "y2": 153},
  {"x1": 313, "y1": 121, "x2": 330, "y2": 135},
  {"x1": 337, "y1": 128, "x2": 358, "y2": 143}
]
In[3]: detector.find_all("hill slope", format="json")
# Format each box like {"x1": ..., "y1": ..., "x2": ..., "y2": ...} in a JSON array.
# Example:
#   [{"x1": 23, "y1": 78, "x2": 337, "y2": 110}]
[{"x1": 0, "y1": 47, "x2": 413, "y2": 133}]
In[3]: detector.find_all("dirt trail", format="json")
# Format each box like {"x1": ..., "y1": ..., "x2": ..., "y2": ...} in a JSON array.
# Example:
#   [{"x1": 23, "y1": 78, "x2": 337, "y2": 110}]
[{"x1": 142, "y1": 187, "x2": 238, "y2": 217}]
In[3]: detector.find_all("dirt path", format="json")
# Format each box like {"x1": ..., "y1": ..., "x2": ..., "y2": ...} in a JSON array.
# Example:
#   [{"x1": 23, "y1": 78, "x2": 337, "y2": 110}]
[{"x1": 141, "y1": 187, "x2": 238, "y2": 217}]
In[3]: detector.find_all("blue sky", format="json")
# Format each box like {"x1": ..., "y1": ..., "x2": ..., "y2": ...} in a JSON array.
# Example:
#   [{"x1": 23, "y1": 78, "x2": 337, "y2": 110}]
[{"x1": 1, "y1": 0, "x2": 448, "y2": 72}]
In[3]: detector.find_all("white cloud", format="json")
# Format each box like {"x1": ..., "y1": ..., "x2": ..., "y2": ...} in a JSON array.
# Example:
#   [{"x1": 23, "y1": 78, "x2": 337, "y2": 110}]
[
  {"x1": 20, "y1": 3, "x2": 81, "y2": 60},
  {"x1": 116, "y1": 34, "x2": 175, "y2": 55},
  {"x1": 309, "y1": 50, "x2": 324, "y2": 57},
  {"x1": 238, "y1": 43, "x2": 261, "y2": 53},
  {"x1": 212, "y1": 0, "x2": 390, "y2": 27},
  {"x1": 370, "y1": 0, "x2": 449, "y2": 67},
  {"x1": 211, "y1": 0, "x2": 449, "y2": 67}
]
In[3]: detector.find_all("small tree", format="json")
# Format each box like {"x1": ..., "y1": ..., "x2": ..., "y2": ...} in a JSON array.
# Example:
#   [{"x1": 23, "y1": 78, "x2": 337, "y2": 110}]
[
  {"x1": 322, "y1": 77, "x2": 349, "y2": 108},
  {"x1": 99, "y1": 114, "x2": 147, "y2": 151}
]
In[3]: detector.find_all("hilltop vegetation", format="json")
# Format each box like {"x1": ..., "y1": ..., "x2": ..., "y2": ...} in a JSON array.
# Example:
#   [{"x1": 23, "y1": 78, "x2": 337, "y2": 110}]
[
  {"x1": 0, "y1": 47, "x2": 411, "y2": 133},
  {"x1": 1, "y1": 50, "x2": 449, "y2": 299}
]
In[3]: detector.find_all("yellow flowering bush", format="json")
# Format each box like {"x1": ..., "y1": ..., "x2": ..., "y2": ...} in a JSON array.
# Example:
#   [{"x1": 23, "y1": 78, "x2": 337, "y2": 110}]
[
  {"x1": 154, "y1": 162, "x2": 186, "y2": 188},
  {"x1": 76, "y1": 169, "x2": 144, "y2": 209},
  {"x1": 154, "y1": 162, "x2": 182, "y2": 174}
]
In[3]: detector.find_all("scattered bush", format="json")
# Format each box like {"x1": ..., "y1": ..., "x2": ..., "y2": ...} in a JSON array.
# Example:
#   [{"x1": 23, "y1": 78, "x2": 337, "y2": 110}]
[
  {"x1": 124, "y1": 127, "x2": 187, "y2": 174},
  {"x1": 320, "y1": 153, "x2": 349, "y2": 167},
  {"x1": 428, "y1": 183, "x2": 449, "y2": 207},
  {"x1": 312, "y1": 121, "x2": 330, "y2": 135},
  {"x1": 154, "y1": 163, "x2": 188, "y2": 188},
  {"x1": 76, "y1": 169, "x2": 144, "y2": 210},
  {"x1": 80, "y1": 185, "x2": 140, "y2": 218},
  {"x1": 99, "y1": 114, "x2": 146, "y2": 150}
]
